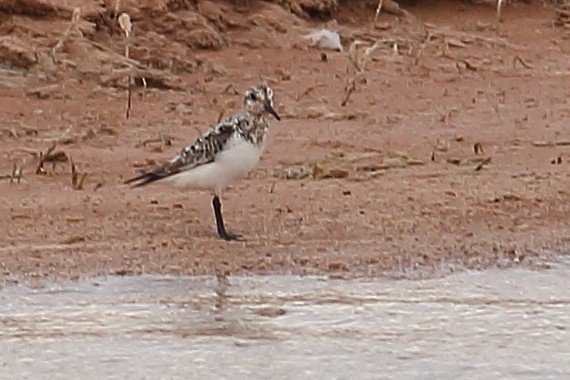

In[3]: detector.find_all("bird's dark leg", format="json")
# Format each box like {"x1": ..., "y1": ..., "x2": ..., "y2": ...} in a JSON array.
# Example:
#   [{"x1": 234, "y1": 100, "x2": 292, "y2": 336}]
[{"x1": 212, "y1": 195, "x2": 241, "y2": 241}]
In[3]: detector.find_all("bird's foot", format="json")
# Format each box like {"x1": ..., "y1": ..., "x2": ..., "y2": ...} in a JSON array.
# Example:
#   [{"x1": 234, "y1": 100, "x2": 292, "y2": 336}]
[{"x1": 218, "y1": 230, "x2": 243, "y2": 241}]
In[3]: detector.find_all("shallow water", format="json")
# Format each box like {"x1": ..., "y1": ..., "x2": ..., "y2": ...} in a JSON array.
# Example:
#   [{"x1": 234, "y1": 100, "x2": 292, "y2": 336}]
[{"x1": 1, "y1": 258, "x2": 569, "y2": 380}]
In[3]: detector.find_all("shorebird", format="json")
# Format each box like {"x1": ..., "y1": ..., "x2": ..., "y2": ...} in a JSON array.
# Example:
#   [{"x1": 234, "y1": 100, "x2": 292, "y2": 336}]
[{"x1": 125, "y1": 84, "x2": 281, "y2": 241}]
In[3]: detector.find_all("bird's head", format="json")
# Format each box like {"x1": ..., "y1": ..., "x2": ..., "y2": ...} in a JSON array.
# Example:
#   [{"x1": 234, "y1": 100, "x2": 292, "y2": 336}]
[{"x1": 243, "y1": 84, "x2": 281, "y2": 121}]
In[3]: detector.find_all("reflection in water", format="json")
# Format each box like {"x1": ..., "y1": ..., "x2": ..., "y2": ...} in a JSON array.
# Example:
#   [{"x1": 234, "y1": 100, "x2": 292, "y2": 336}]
[{"x1": 1, "y1": 257, "x2": 569, "y2": 380}]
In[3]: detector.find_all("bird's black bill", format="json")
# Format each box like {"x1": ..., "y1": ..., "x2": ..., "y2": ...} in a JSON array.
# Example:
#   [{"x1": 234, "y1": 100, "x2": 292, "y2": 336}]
[{"x1": 264, "y1": 103, "x2": 281, "y2": 121}]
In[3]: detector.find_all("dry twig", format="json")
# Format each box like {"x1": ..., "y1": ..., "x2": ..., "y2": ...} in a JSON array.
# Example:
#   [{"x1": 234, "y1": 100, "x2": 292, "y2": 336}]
[
  {"x1": 34, "y1": 143, "x2": 69, "y2": 175},
  {"x1": 513, "y1": 55, "x2": 533, "y2": 69},
  {"x1": 474, "y1": 157, "x2": 492, "y2": 171},
  {"x1": 341, "y1": 78, "x2": 356, "y2": 107}
]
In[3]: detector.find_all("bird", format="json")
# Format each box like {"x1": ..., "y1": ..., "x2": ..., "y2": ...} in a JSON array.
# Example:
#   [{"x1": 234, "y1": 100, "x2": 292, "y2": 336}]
[{"x1": 124, "y1": 84, "x2": 281, "y2": 241}]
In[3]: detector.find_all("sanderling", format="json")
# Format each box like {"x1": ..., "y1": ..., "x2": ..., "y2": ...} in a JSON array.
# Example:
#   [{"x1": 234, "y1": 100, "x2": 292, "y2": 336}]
[{"x1": 125, "y1": 84, "x2": 281, "y2": 241}]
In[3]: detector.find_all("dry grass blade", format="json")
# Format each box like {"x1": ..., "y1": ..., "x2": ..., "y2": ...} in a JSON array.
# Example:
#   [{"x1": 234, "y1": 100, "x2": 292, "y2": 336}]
[
  {"x1": 9, "y1": 162, "x2": 23, "y2": 184},
  {"x1": 114, "y1": 0, "x2": 122, "y2": 21},
  {"x1": 296, "y1": 83, "x2": 323, "y2": 101},
  {"x1": 374, "y1": 0, "x2": 384, "y2": 24},
  {"x1": 474, "y1": 142, "x2": 484, "y2": 155},
  {"x1": 10, "y1": 162, "x2": 22, "y2": 183},
  {"x1": 141, "y1": 77, "x2": 147, "y2": 101},
  {"x1": 413, "y1": 43, "x2": 426, "y2": 66},
  {"x1": 343, "y1": 39, "x2": 380, "y2": 106},
  {"x1": 463, "y1": 59, "x2": 478, "y2": 71},
  {"x1": 216, "y1": 110, "x2": 225, "y2": 123},
  {"x1": 341, "y1": 78, "x2": 356, "y2": 107},
  {"x1": 35, "y1": 142, "x2": 57, "y2": 174},
  {"x1": 126, "y1": 79, "x2": 132, "y2": 119},
  {"x1": 362, "y1": 41, "x2": 381, "y2": 71},
  {"x1": 70, "y1": 156, "x2": 87, "y2": 190},
  {"x1": 119, "y1": 13, "x2": 133, "y2": 119},
  {"x1": 10, "y1": 162, "x2": 17, "y2": 184},
  {"x1": 475, "y1": 157, "x2": 492, "y2": 171},
  {"x1": 497, "y1": 0, "x2": 505, "y2": 20},
  {"x1": 51, "y1": 7, "x2": 82, "y2": 62},
  {"x1": 513, "y1": 55, "x2": 533, "y2": 69},
  {"x1": 551, "y1": 155, "x2": 563, "y2": 165},
  {"x1": 348, "y1": 40, "x2": 365, "y2": 73}
]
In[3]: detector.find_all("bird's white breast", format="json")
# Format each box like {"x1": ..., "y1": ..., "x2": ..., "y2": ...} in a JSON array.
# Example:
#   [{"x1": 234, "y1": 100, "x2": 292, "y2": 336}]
[
  {"x1": 165, "y1": 135, "x2": 263, "y2": 194},
  {"x1": 216, "y1": 135, "x2": 263, "y2": 182}
]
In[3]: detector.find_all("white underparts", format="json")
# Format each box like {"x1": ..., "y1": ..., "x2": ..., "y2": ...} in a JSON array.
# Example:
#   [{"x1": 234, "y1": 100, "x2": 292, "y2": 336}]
[{"x1": 163, "y1": 135, "x2": 263, "y2": 196}]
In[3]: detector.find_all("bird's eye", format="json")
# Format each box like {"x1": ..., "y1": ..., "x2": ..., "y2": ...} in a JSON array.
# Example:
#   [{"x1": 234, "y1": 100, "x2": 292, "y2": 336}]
[{"x1": 248, "y1": 92, "x2": 256, "y2": 100}]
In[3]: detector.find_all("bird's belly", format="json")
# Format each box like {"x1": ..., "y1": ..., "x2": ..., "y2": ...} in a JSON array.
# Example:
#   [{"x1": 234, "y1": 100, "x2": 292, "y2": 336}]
[
  {"x1": 217, "y1": 141, "x2": 262, "y2": 177},
  {"x1": 166, "y1": 142, "x2": 262, "y2": 192}
]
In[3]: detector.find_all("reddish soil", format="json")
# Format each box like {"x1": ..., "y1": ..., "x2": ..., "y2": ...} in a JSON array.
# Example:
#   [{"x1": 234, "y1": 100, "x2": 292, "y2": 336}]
[{"x1": 1, "y1": 0, "x2": 570, "y2": 284}]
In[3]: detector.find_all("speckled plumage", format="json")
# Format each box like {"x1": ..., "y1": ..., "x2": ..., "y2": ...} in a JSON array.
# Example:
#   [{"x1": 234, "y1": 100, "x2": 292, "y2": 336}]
[{"x1": 125, "y1": 84, "x2": 281, "y2": 241}]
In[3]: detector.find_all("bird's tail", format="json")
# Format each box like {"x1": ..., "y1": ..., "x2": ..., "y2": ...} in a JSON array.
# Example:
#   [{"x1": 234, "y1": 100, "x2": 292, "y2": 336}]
[{"x1": 124, "y1": 170, "x2": 164, "y2": 188}]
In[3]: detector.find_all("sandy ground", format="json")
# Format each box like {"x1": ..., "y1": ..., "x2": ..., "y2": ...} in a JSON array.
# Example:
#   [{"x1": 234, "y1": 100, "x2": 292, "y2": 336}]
[{"x1": 1, "y1": 0, "x2": 570, "y2": 284}]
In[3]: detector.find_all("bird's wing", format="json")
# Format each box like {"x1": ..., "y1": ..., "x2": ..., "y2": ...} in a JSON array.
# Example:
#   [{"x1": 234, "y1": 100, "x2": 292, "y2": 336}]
[{"x1": 125, "y1": 120, "x2": 238, "y2": 187}]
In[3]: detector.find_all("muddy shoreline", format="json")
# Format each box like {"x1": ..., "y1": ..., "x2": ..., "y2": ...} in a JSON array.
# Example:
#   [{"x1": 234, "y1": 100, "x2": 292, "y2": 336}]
[{"x1": 1, "y1": 0, "x2": 570, "y2": 284}]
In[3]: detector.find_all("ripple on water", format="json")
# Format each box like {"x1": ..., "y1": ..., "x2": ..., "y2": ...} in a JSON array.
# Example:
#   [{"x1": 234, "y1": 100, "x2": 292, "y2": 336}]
[{"x1": 1, "y1": 257, "x2": 570, "y2": 380}]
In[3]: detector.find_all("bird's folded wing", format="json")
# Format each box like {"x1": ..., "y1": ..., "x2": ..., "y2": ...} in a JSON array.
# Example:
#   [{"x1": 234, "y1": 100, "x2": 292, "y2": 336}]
[{"x1": 125, "y1": 121, "x2": 237, "y2": 187}]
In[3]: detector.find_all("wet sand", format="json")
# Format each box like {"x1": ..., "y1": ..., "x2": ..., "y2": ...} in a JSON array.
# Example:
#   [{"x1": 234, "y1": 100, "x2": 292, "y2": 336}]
[{"x1": 1, "y1": 0, "x2": 570, "y2": 282}]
